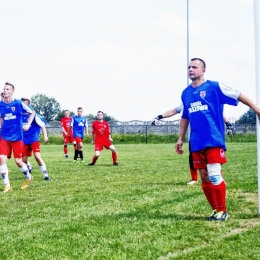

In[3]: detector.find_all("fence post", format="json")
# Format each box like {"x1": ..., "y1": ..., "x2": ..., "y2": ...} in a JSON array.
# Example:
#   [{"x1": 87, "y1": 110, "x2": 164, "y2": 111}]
[{"x1": 146, "y1": 123, "x2": 148, "y2": 144}]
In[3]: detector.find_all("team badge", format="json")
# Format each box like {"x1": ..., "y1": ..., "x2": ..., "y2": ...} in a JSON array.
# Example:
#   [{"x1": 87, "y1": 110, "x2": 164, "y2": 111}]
[
  {"x1": 200, "y1": 91, "x2": 206, "y2": 99},
  {"x1": 11, "y1": 107, "x2": 16, "y2": 112},
  {"x1": 220, "y1": 149, "x2": 225, "y2": 158}
]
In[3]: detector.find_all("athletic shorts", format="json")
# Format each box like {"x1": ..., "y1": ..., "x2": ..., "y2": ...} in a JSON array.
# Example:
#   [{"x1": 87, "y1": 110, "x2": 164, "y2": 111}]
[
  {"x1": 63, "y1": 134, "x2": 75, "y2": 144},
  {"x1": 0, "y1": 139, "x2": 23, "y2": 158},
  {"x1": 192, "y1": 147, "x2": 227, "y2": 169},
  {"x1": 74, "y1": 137, "x2": 83, "y2": 144},
  {"x1": 22, "y1": 141, "x2": 41, "y2": 157},
  {"x1": 95, "y1": 140, "x2": 112, "y2": 151}
]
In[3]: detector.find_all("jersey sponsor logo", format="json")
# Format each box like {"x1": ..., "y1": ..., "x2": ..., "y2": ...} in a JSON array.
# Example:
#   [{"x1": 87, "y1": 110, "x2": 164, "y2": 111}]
[
  {"x1": 78, "y1": 122, "x2": 85, "y2": 126},
  {"x1": 188, "y1": 101, "x2": 208, "y2": 113},
  {"x1": 200, "y1": 91, "x2": 206, "y2": 99},
  {"x1": 220, "y1": 149, "x2": 225, "y2": 158},
  {"x1": 4, "y1": 113, "x2": 17, "y2": 120}
]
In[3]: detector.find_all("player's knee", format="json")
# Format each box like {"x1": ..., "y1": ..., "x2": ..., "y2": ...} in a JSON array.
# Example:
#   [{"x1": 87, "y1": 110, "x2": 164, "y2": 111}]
[
  {"x1": 109, "y1": 145, "x2": 116, "y2": 152},
  {"x1": 95, "y1": 151, "x2": 100, "y2": 157},
  {"x1": 207, "y1": 163, "x2": 223, "y2": 185}
]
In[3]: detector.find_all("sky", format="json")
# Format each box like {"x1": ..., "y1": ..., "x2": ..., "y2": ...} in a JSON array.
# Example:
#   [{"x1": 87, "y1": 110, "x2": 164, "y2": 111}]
[{"x1": 0, "y1": 0, "x2": 256, "y2": 122}]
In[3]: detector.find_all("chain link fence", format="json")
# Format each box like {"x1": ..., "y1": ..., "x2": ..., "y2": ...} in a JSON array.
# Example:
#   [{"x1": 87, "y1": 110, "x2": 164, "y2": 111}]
[{"x1": 46, "y1": 120, "x2": 256, "y2": 136}]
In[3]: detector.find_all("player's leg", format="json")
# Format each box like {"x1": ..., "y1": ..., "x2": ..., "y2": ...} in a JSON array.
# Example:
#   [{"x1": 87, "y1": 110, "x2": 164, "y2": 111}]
[
  {"x1": 13, "y1": 141, "x2": 33, "y2": 190},
  {"x1": 0, "y1": 140, "x2": 12, "y2": 192},
  {"x1": 73, "y1": 137, "x2": 84, "y2": 162},
  {"x1": 187, "y1": 152, "x2": 198, "y2": 185},
  {"x1": 109, "y1": 144, "x2": 118, "y2": 166},
  {"x1": 72, "y1": 139, "x2": 76, "y2": 150},
  {"x1": 206, "y1": 147, "x2": 228, "y2": 221},
  {"x1": 192, "y1": 150, "x2": 218, "y2": 220},
  {"x1": 76, "y1": 138, "x2": 84, "y2": 162},
  {"x1": 187, "y1": 142, "x2": 198, "y2": 184},
  {"x1": 32, "y1": 142, "x2": 50, "y2": 180},
  {"x1": 199, "y1": 168, "x2": 218, "y2": 220},
  {"x1": 63, "y1": 135, "x2": 69, "y2": 158},
  {"x1": 88, "y1": 149, "x2": 100, "y2": 166},
  {"x1": 22, "y1": 144, "x2": 33, "y2": 173},
  {"x1": 22, "y1": 155, "x2": 33, "y2": 173}
]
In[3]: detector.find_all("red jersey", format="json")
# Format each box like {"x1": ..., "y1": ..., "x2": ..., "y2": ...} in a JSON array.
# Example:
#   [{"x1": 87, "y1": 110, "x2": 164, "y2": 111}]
[
  {"x1": 61, "y1": 117, "x2": 73, "y2": 136},
  {"x1": 92, "y1": 120, "x2": 110, "y2": 142}
]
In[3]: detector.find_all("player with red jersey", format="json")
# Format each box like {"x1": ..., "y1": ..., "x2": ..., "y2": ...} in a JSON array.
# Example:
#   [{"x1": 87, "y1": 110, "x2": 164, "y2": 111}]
[
  {"x1": 60, "y1": 110, "x2": 76, "y2": 158},
  {"x1": 88, "y1": 111, "x2": 118, "y2": 166}
]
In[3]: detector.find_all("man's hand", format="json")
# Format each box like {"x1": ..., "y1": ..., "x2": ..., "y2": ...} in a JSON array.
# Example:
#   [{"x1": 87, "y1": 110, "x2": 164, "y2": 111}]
[
  {"x1": 225, "y1": 121, "x2": 235, "y2": 136},
  {"x1": 151, "y1": 115, "x2": 162, "y2": 125},
  {"x1": 175, "y1": 139, "x2": 184, "y2": 154},
  {"x1": 22, "y1": 124, "x2": 31, "y2": 131}
]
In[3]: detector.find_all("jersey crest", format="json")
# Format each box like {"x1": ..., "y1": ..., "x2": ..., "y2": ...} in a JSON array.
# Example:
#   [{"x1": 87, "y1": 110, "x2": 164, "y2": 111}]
[{"x1": 200, "y1": 91, "x2": 206, "y2": 99}]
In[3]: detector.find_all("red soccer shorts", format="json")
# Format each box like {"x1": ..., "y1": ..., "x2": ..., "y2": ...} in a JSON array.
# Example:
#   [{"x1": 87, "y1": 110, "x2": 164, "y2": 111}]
[
  {"x1": 74, "y1": 137, "x2": 83, "y2": 144},
  {"x1": 22, "y1": 141, "x2": 41, "y2": 157},
  {"x1": 63, "y1": 134, "x2": 75, "y2": 144},
  {"x1": 94, "y1": 140, "x2": 112, "y2": 151},
  {"x1": 0, "y1": 139, "x2": 23, "y2": 158},
  {"x1": 192, "y1": 147, "x2": 227, "y2": 169}
]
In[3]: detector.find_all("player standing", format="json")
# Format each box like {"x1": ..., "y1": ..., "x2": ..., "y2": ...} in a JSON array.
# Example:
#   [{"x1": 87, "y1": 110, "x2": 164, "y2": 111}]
[
  {"x1": 21, "y1": 98, "x2": 50, "y2": 181},
  {"x1": 175, "y1": 58, "x2": 260, "y2": 221},
  {"x1": 88, "y1": 111, "x2": 118, "y2": 166},
  {"x1": 67, "y1": 107, "x2": 88, "y2": 162},
  {"x1": 0, "y1": 82, "x2": 35, "y2": 192},
  {"x1": 60, "y1": 110, "x2": 76, "y2": 158}
]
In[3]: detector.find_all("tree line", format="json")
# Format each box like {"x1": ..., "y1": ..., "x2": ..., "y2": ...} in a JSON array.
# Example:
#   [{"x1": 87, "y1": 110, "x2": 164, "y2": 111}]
[{"x1": 31, "y1": 93, "x2": 115, "y2": 123}]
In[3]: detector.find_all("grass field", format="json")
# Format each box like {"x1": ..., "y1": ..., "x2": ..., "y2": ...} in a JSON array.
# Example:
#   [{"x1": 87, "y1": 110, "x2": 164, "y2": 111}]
[{"x1": 1, "y1": 142, "x2": 260, "y2": 260}]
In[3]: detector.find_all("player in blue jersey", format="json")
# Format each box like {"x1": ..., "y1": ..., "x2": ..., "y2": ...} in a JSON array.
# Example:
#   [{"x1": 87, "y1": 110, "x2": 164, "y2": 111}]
[
  {"x1": 67, "y1": 107, "x2": 89, "y2": 162},
  {"x1": 175, "y1": 58, "x2": 260, "y2": 221},
  {"x1": 21, "y1": 98, "x2": 50, "y2": 181},
  {"x1": 0, "y1": 82, "x2": 35, "y2": 193}
]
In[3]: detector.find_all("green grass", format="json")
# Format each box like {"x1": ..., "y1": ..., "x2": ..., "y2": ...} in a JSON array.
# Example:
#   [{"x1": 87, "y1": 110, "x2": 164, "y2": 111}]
[{"x1": 1, "y1": 143, "x2": 260, "y2": 259}]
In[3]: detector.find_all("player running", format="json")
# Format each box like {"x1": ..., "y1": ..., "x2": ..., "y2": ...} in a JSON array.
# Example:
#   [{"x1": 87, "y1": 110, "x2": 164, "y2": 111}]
[
  {"x1": 67, "y1": 107, "x2": 88, "y2": 162},
  {"x1": 88, "y1": 111, "x2": 118, "y2": 166},
  {"x1": 60, "y1": 110, "x2": 76, "y2": 158},
  {"x1": 21, "y1": 98, "x2": 50, "y2": 181},
  {"x1": 0, "y1": 82, "x2": 35, "y2": 192}
]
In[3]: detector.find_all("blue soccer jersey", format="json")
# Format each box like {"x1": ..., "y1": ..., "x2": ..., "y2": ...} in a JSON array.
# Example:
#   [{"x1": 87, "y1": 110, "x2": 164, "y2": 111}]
[
  {"x1": 0, "y1": 99, "x2": 34, "y2": 141},
  {"x1": 23, "y1": 113, "x2": 46, "y2": 145},
  {"x1": 181, "y1": 80, "x2": 240, "y2": 152},
  {"x1": 70, "y1": 115, "x2": 88, "y2": 138}
]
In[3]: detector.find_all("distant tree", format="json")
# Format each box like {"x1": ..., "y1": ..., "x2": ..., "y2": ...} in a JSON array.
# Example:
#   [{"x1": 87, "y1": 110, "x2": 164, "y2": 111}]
[
  {"x1": 31, "y1": 93, "x2": 61, "y2": 122},
  {"x1": 236, "y1": 108, "x2": 256, "y2": 125},
  {"x1": 86, "y1": 114, "x2": 96, "y2": 121},
  {"x1": 86, "y1": 112, "x2": 116, "y2": 122},
  {"x1": 55, "y1": 109, "x2": 75, "y2": 121}
]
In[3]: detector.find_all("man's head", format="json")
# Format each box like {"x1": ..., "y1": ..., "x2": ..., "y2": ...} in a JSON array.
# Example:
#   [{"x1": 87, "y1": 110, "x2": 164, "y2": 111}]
[
  {"x1": 188, "y1": 58, "x2": 206, "y2": 81},
  {"x1": 97, "y1": 111, "x2": 104, "y2": 121},
  {"x1": 64, "y1": 110, "x2": 70, "y2": 118},
  {"x1": 1, "y1": 92, "x2": 3, "y2": 101},
  {"x1": 3, "y1": 82, "x2": 15, "y2": 98},
  {"x1": 77, "y1": 107, "x2": 83, "y2": 117},
  {"x1": 21, "y1": 98, "x2": 31, "y2": 105}
]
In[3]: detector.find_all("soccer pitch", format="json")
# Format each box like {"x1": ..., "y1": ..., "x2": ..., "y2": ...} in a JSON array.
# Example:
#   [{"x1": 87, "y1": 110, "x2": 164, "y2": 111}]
[{"x1": 1, "y1": 143, "x2": 260, "y2": 259}]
